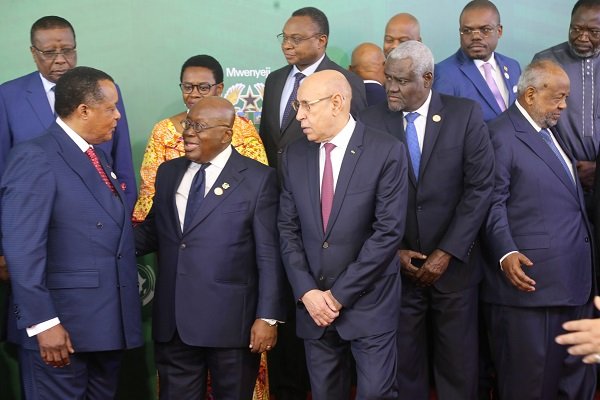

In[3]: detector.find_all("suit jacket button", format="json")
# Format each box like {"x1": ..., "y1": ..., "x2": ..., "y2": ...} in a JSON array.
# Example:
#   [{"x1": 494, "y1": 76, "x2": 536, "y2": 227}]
[
  {"x1": 322, "y1": 241, "x2": 329, "y2": 249},
  {"x1": 180, "y1": 243, "x2": 187, "y2": 249},
  {"x1": 277, "y1": 149, "x2": 283, "y2": 154},
  {"x1": 585, "y1": 237, "x2": 590, "y2": 242},
  {"x1": 117, "y1": 254, "x2": 123, "y2": 259},
  {"x1": 319, "y1": 275, "x2": 325, "y2": 281},
  {"x1": 96, "y1": 222, "x2": 103, "y2": 228},
  {"x1": 417, "y1": 206, "x2": 423, "y2": 211}
]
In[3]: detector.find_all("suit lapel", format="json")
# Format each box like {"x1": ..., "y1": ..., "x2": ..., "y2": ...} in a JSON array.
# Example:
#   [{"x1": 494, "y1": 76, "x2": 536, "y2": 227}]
[
  {"x1": 306, "y1": 140, "x2": 323, "y2": 236},
  {"x1": 166, "y1": 158, "x2": 189, "y2": 237},
  {"x1": 183, "y1": 149, "x2": 246, "y2": 234},
  {"x1": 26, "y1": 74, "x2": 55, "y2": 130},
  {"x1": 419, "y1": 92, "x2": 444, "y2": 181},
  {"x1": 457, "y1": 50, "x2": 502, "y2": 115},
  {"x1": 383, "y1": 108, "x2": 417, "y2": 186},
  {"x1": 324, "y1": 123, "x2": 363, "y2": 238},
  {"x1": 510, "y1": 107, "x2": 578, "y2": 198}
]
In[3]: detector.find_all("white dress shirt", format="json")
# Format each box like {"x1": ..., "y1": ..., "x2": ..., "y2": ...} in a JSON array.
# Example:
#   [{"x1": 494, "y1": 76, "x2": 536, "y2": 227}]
[
  {"x1": 474, "y1": 53, "x2": 509, "y2": 106},
  {"x1": 279, "y1": 54, "x2": 325, "y2": 126},
  {"x1": 402, "y1": 91, "x2": 433, "y2": 152},
  {"x1": 319, "y1": 116, "x2": 356, "y2": 193}
]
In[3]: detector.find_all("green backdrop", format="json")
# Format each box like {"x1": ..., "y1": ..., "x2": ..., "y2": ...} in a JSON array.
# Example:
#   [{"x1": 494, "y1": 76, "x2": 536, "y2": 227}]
[{"x1": 0, "y1": 1, "x2": 571, "y2": 398}]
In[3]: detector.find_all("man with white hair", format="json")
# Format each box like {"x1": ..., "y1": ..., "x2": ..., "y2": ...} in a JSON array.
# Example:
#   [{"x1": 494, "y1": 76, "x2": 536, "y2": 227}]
[{"x1": 360, "y1": 40, "x2": 494, "y2": 400}]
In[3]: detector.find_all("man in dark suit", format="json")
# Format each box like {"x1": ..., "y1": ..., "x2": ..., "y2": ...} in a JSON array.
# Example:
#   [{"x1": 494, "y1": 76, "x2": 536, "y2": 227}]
[
  {"x1": 0, "y1": 66, "x2": 142, "y2": 399},
  {"x1": 259, "y1": 7, "x2": 367, "y2": 398},
  {"x1": 279, "y1": 70, "x2": 408, "y2": 400},
  {"x1": 433, "y1": 0, "x2": 521, "y2": 122},
  {"x1": 483, "y1": 59, "x2": 596, "y2": 400},
  {"x1": 382, "y1": 13, "x2": 422, "y2": 57},
  {"x1": 259, "y1": 6, "x2": 367, "y2": 171},
  {"x1": 135, "y1": 96, "x2": 285, "y2": 399},
  {"x1": 0, "y1": 16, "x2": 137, "y2": 210},
  {"x1": 349, "y1": 42, "x2": 387, "y2": 106},
  {"x1": 360, "y1": 40, "x2": 495, "y2": 400}
]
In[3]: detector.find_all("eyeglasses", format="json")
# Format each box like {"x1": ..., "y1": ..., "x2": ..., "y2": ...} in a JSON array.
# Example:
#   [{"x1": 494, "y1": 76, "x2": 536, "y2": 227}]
[
  {"x1": 459, "y1": 26, "x2": 499, "y2": 37},
  {"x1": 31, "y1": 45, "x2": 77, "y2": 61},
  {"x1": 277, "y1": 33, "x2": 323, "y2": 46},
  {"x1": 181, "y1": 119, "x2": 230, "y2": 134},
  {"x1": 569, "y1": 26, "x2": 600, "y2": 40},
  {"x1": 291, "y1": 95, "x2": 334, "y2": 112},
  {"x1": 179, "y1": 82, "x2": 220, "y2": 94}
]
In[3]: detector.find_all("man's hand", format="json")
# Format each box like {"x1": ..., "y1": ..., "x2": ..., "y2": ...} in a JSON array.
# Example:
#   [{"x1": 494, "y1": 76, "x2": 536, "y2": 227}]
[
  {"x1": 249, "y1": 319, "x2": 278, "y2": 353},
  {"x1": 576, "y1": 160, "x2": 596, "y2": 191},
  {"x1": 0, "y1": 256, "x2": 8, "y2": 282},
  {"x1": 301, "y1": 289, "x2": 340, "y2": 327},
  {"x1": 556, "y1": 296, "x2": 600, "y2": 364},
  {"x1": 398, "y1": 250, "x2": 427, "y2": 280},
  {"x1": 500, "y1": 252, "x2": 535, "y2": 292},
  {"x1": 324, "y1": 290, "x2": 342, "y2": 311},
  {"x1": 415, "y1": 249, "x2": 452, "y2": 286},
  {"x1": 36, "y1": 324, "x2": 74, "y2": 367}
]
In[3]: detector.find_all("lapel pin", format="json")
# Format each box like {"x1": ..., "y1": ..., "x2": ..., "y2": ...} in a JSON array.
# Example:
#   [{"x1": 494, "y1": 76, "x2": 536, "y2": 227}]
[
  {"x1": 222, "y1": 182, "x2": 230, "y2": 189},
  {"x1": 512, "y1": 85, "x2": 518, "y2": 93},
  {"x1": 504, "y1": 72, "x2": 510, "y2": 80},
  {"x1": 214, "y1": 187, "x2": 224, "y2": 196},
  {"x1": 110, "y1": 172, "x2": 117, "y2": 179},
  {"x1": 503, "y1": 66, "x2": 508, "y2": 71},
  {"x1": 432, "y1": 115, "x2": 441, "y2": 122},
  {"x1": 350, "y1": 150, "x2": 356, "y2": 155}
]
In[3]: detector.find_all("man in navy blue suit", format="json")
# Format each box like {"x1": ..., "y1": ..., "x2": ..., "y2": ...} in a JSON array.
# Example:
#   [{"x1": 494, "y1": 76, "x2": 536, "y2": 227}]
[
  {"x1": 360, "y1": 40, "x2": 495, "y2": 400},
  {"x1": 434, "y1": 0, "x2": 521, "y2": 122},
  {"x1": 279, "y1": 70, "x2": 408, "y2": 400},
  {"x1": 0, "y1": 66, "x2": 142, "y2": 399},
  {"x1": 0, "y1": 16, "x2": 137, "y2": 210},
  {"x1": 349, "y1": 42, "x2": 387, "y2": 106},
  {"x1": 483, "y1": 59, "x2": 596, "y2": 400},
  {"x1": 135, "y1": 96, "x2": 286, "y2": 399}
]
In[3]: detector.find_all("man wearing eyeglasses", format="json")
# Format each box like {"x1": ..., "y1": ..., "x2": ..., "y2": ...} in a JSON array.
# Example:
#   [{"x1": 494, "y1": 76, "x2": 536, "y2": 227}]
[
  {"x1": 533, "y1": 0, "x2": 600, "y2": 214},
  {"x1": 279, "y1": 69, "x2": 408, "y2": 400},
  {"x1": 135, "y1": 96, "x2": 285, "y2": 400},
  {"x1": 0, "y1": 16, "x2": 137, "y2": 211},
  {"x1": 433, "y1": 0, "x2": 521, "y2": 122}
]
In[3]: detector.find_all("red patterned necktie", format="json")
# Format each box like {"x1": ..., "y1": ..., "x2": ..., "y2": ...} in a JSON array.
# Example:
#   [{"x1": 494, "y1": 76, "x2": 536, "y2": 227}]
[
  {"x1": 321, "y1": 142, "x2": 336, "y2": 232},
  {"x1": 85, "y1": 147, "x2": 117, "y2": 194}
]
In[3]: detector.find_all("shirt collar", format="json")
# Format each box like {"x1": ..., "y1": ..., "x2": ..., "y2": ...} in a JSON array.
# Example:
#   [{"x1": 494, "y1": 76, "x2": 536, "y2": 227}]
[
  {"x1": 515, "y1": 100, "x2": 543, "y2": 132},
  {"x1": 189, "y1": 144, "x2": 232, "y2": 170},
  {"x1": 363, "y1": 79, "x2": 383, "y2": 85},
  {"x1": 403, "y1": 90, "x2": 432, "y2": 119},
  {"x1": 321, "y1": 116, "x2": 356, "y2": 150},
  {"x1": 290, "y1": 54, "x2": 325, "y2": 78},
  {"x1": 473, "y1": 52, "x2": 497, "y2": 70},
  {"x1": 56, "y1": 117, "x2": 92, "y2": 152},
  {"x1": 38, "y1": 72, "x2": 56, "y2": 94}
]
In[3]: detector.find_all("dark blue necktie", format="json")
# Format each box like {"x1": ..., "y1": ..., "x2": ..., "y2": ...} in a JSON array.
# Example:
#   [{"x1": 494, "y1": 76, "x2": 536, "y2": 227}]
[
  {"x1": 184, "y1": 163, "x2": 210, "y2": 230},
  {"x1": 539, "y1": 129, "x2": 574, "y2": 185},
  {"x1": 281, "y1": 72, "x2": 305, "y2": 130},
  {"x1": 405, "y1": 112, "x2": 421, "y2": 181}
]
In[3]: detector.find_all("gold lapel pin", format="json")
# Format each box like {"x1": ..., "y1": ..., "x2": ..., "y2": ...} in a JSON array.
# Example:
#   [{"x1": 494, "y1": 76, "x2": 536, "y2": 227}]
[
  {"x1": 503, "y1": 66, "x2": 508, "y2": 71},
  {"x1": 214, "y1": 187, "x2": 224, "y2": 196},
  {"x1": 222, "y1": 182, "x2": 230, "y2": 189},
  {"x1": 432, "y1": 115, "x2": 441, "y2": 122}
]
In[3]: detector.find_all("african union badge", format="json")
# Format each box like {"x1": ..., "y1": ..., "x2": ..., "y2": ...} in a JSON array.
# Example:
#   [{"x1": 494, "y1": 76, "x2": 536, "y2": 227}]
[{"x1": 137, "y1": 263, "x2": 156, "y2": 306}]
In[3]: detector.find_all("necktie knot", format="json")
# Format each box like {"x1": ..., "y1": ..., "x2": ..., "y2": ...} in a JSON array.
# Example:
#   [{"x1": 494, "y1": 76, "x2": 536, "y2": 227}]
[
  {"x1": 294, "y1": 72, "x2": 305, "y2": 83},
  {"x1": 405, "y1": 112, "x2": 419, "y2": 123},
  {"x1": 281, "y1": 72, "x2": 306, "y2": 129},
  {"x1": 323, "y1": 142, "x2": 336, "y2": 154}
]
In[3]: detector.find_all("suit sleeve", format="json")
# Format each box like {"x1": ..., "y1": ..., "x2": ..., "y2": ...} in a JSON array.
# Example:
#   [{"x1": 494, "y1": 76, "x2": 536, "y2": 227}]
[
  {"x1": 278, "y1": 149, "x2": 320, "y2": 301},
  {"x1": 253, "y1": 168, "x2": 286, "y2": 321},
  {"x1": 134, "y1": 162, "x2": 164, "y2": 256},
  {"x1": 437, "y1": 103, "x2": 495, "y2": 262},
  {"x1": 432, "y1": 64, "x2": 460, "y2": 97},
  {"x1": 1, "y1": 144, "x2": 58, "y2": 328},
  {"x1": 0, "y1": 87, "x2": 11, "y2": 182},
  {"x1": 331, "y1": 140, "x2": 408, "y2": 308}
]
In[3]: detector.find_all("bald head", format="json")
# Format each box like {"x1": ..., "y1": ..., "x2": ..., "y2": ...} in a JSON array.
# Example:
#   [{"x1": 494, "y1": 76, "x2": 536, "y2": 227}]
[
  {"x1": 383, "y1": 13, "x2": 421, "y2": 56},
  {"x1": 295, "y1": 70, "x2": 352, "y2": 142},
  {"x1": 190, "y1": 96, "x2": 235, "y2": 127},
  {"x1": 349, "y1": 42, "x2": 386, "y2": 84}
]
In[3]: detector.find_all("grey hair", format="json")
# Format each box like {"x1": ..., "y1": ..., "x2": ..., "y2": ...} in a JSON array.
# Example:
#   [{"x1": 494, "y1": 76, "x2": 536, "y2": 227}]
[
  {"x1": 517, "y1": 59, "x2": 563, "y2": 96},
  {"x1": 386, "y1": 40, "x2": 434, "y2": 77}
]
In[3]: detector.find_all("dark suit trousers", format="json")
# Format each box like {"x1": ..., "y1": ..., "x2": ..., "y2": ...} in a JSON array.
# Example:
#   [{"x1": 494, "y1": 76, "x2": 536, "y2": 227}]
[
  {"x1": 19, "y1": 347, "x2": 123, "y2": 400},
  {"x1": 155, "y1": 331, "x2": 260, "y2": 400},
  {"x1": 304, "y1": 327, "x2": 398, "y2": 400},
  {"x1": 397, "y1": 281, "x2": 479, "y2": 400},
  {"x1": 484, "y1": 302, "x2": 597, "y2": 400}
]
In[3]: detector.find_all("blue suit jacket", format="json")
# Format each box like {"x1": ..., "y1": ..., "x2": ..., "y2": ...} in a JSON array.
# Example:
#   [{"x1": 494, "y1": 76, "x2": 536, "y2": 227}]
[
  {"x1": 483, "y1": 104, "x2": 594, "y2": 307},
  {"x1": 0, "y1": 123, "x2": 142, "y2": 351},
  {"x1": 135, "y1": 148, "x2": 286, "y2": 347},
  {"x1": 278, "y1": 121, "x2": 408, "y2": 340},
  {"x1": 0, "y1": 71, "x2": 137, "y2": 210},
  {"x1": 365, "y1": 81, "x2": 386, "y2": 107},
  {"x1": 359, "y1": 91, "x2": 495, "y2": 292},
  {"x1": 433, "y1": 50, "x2": 521, "y2": 122}
]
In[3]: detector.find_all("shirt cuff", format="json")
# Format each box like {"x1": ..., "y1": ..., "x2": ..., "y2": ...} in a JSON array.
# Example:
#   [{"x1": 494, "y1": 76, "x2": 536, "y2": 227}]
[
  {"x1": 26, "y1": 317, "x2": 60, "y2": 337},
  {"x1": 260, "y1": 318, "x2": 284, "y2": 326},
  {"x1": 499, "y1": 251, "x2": 518, "y2": 271}
]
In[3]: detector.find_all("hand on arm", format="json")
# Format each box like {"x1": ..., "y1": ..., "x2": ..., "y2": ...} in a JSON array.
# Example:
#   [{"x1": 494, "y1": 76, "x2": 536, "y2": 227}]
[
  {"x1": 249, "y1": 319, "x2": 278, "y2": 353},
  {"x1": 301, "y1": 289, "x2": 340, "y2": 327},
  {"x1": 36, "y1": 323, "x2": 74, "y2": 367},
  {"x1": 415, "y1": 249, "x2": 452, "y2": 286},
  {"x1": 556, "y1": 296, "x2": 600, "y2": 363},
  {"x1": 397, "y1": 249, "x2": 427, "y2": 281},
  {"x1": 500, "y1": 252, "x2": 535, "y2": 292}
]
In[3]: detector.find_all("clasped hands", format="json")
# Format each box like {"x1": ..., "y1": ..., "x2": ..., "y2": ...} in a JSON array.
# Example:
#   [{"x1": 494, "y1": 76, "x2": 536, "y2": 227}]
[
  {"x1": 301, "y1": 289, "x2": 342, "y2": 327},
  {"x1": 398, "y1": 249, "x2": 451, "y2": 286}
]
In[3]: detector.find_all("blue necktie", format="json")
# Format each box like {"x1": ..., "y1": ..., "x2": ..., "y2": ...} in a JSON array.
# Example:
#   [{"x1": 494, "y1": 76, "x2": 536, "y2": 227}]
[
  {"x1": 539, "y1": 129, "x2": 574, "y2": 185},
  {"x1": 405, "y1": 112, "x2": 421, "y2": 181},
  {"x1": 281, "y1": 72, "x2": 305, "y2": 130},
  {"x1": 184, "y1": 163, "x2": 210, "y2": 230}
]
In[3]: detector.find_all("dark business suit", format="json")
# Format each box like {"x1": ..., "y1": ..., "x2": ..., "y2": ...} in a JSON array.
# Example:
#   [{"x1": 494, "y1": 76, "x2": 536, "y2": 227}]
[
  {"x1": 0, "y1": 71, "x2": 137, "y2": 210},
  {"x1": 135, "y1": 148, "x2": 286, "y2": 399},
  {"x1": 365, "y1": 81, "x2": 387, "y2": 106},
  {"x1": 0, "y1": 123, "x2": 142, "y2": 399},
  {"x1": 259, "y1": 54, "x2": 367, "y2": 399},
  {"x1": 483, "y1": 104, "x2": 595, "y2": 400},
  {"x1": 433, "y1": 49, "x2": 521, "y2": 122},
  {"x1": 260, "y1": 55, "x2": 367, "y2": 170},
  {"x1": 279, "y1": 121, "x2": 408, "y2": 399},
  {"x1": 359, "y1": 91, "x2": 495, "y2": 400}
]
